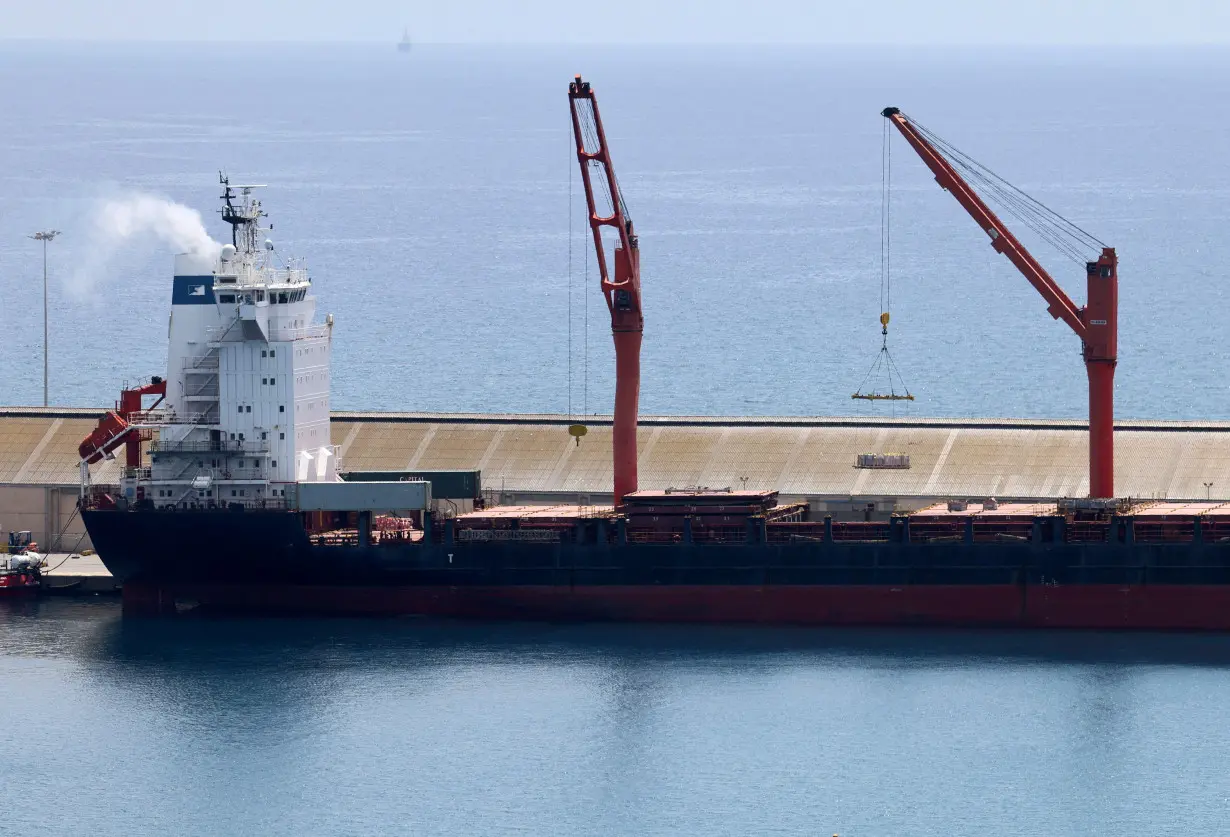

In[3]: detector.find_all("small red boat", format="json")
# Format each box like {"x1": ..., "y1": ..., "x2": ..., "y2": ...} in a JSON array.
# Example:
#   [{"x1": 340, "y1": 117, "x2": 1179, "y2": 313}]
[
  {"x1": 2, "y1": 531, "x2": 43, "y2": 596},
  {"x1": 0, "y1": 568, "x2": 40, "y2": 596}
]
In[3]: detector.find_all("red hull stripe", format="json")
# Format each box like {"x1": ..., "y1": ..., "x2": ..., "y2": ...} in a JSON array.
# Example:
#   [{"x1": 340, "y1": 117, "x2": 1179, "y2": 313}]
[{"x1": 122, "y1": 584, "x2": 1230, "y2": 630}]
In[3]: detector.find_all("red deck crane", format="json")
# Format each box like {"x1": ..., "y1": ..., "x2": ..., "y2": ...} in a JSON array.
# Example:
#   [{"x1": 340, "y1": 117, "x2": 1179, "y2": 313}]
[
  {"x1": 882, "y1": 107, "x2": 1118, "y2": 499},
  {"x1": 569, "y1": 74, "x2": 643, "y2": 503}
]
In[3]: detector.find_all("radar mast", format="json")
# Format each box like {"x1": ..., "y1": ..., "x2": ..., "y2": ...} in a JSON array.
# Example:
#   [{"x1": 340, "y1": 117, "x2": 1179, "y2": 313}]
[{"x1": 218, "y1": 171, "x2": 268, "y2": 253}]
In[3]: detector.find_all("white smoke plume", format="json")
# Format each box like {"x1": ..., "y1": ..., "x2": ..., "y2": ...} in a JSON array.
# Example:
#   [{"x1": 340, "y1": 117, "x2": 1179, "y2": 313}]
[{"x1": 68, "y1": 193, "x2": 222, "y2": 295}]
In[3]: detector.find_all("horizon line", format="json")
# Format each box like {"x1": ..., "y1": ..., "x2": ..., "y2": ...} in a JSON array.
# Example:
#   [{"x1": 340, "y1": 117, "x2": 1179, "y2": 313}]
[{"x1": 3, "y1": 37, "x2": 1230, "y2": 48}]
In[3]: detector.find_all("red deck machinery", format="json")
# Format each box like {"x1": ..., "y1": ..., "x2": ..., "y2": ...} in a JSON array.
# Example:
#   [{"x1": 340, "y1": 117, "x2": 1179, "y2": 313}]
[
  {"x1": 883, "y1": 108, "x2": 1118, "y2": 498},
  {"x1": 569, "y1": 75, "x2": 644, "y2": 503},
  {"x1": 78, "y1": 377, "x2": 167, "y2": 468}
]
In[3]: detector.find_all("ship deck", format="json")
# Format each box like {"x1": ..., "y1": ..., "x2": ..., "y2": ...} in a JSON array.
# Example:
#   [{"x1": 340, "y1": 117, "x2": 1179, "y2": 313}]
[{"x1": 8, "y1": 407, "x2": 1230, "y2": 554}]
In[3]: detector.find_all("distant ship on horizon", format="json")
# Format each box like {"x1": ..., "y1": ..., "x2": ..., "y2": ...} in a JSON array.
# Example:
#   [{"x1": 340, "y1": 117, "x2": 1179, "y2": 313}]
[{"x1": 397, "y1": 27, "x2": 412, "y2": 53}]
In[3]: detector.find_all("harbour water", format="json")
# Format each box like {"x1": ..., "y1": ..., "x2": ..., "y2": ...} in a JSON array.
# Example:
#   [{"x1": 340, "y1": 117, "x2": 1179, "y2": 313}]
[{"x1": 5, "y1": 599, "x2": 1230, "y2": 836}]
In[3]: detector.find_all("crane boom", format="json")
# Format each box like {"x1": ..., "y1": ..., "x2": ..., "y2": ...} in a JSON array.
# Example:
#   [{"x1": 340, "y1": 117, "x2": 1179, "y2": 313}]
[
  {"x1": 569, "y1": 74, "x2": 643, "y2": 503},
  {"x1": 882, "y1": 107, "x2": 1119, "y2": 498}
]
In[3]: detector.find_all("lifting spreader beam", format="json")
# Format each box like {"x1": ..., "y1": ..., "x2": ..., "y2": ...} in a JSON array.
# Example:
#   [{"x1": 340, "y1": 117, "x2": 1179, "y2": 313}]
[
  {"x1": 882, "y1": 107, "x2": 1118, "y2": 498},
  {"x1": 569, "y1": 74, "x2": 644, "y2": 503}
]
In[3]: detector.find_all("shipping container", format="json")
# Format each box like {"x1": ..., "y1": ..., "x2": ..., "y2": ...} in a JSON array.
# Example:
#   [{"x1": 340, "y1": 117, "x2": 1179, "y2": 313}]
[
  {"x1": 294, "y1": 480, "x2": 431, "y2": 512},
  {"x1": 341, "y1": 469, "x2": 481, "y2": 499}
]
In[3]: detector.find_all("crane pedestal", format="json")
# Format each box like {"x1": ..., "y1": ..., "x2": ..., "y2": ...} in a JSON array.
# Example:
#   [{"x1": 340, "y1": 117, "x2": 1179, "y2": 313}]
[{"x1": 1087, "y1": 359, "x2": 1116, "y2": 499}]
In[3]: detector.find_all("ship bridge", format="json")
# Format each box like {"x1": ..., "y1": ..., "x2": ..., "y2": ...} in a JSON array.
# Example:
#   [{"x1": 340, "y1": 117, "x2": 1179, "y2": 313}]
[{"x1": 138, "y1": 176, "x2": 337, "y2": 511}]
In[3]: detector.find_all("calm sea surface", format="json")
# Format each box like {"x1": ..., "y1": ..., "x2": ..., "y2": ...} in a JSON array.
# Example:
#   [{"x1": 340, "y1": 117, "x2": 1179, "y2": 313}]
[
  {"x1": 4, "y1": 599, "x2": 1230, "y2": 836},
  {"x1": 0, "y1": 43, "x2": 1228, "y2": 419},
  {"x1": 3, "y1": 44, "x2": 1230, "y2": 837}
]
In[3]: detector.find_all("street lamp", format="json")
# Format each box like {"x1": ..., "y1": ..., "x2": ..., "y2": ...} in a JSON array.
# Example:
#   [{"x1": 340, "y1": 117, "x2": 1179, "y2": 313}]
[
  {"x1": 29, "y1": 230, "x2": 60, "y2": 407},
  {"x1": 1204, "y1": 482, "x2": 1214, "y2": 501}
]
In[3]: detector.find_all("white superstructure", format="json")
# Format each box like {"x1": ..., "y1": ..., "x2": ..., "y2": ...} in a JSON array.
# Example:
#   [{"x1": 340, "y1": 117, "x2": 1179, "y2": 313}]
[{"x1": 134, "y1": 177, "x2": 338, "y2": 509}]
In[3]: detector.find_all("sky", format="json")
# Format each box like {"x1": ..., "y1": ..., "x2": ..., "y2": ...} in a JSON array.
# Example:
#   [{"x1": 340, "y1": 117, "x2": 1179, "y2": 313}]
[{"x1": 3, "y1": 0, "x2": 1230, "y2": 45}]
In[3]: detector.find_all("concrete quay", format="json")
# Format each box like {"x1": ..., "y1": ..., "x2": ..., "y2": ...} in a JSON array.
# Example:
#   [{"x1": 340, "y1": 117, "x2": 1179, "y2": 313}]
[{"x1": 36, "y1": 553, "x2": 119, "y2": 595}]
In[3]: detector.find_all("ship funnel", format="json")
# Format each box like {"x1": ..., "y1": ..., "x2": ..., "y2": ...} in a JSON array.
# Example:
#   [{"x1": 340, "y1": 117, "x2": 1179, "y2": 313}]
[{"x1": 173, "y1": 251, "x2": 215, "y2": 276}]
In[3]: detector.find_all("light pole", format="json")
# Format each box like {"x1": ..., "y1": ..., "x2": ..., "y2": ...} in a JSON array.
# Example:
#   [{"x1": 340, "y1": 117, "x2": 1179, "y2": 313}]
[
  {"x1": 1205, "y1": 482, "x2": 1214, "y2": 501},
  {"x1": 30, "y1": 230, "x2": 60, "y2": 407}
]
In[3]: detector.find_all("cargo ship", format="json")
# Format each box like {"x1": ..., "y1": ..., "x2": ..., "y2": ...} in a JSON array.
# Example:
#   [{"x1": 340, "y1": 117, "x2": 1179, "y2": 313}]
[{"x1": 76, "y1": 85, "x2": 1230, "y2": 630}]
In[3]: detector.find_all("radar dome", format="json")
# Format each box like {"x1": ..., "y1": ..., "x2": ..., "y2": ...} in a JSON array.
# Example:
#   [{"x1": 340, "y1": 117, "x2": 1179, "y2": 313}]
[
  {"x1": 264, "y1": 238, "x2": 274, "y2": 251},
  {"x1": 220, "y1": 243, "x2": 237, "y2": 261}
]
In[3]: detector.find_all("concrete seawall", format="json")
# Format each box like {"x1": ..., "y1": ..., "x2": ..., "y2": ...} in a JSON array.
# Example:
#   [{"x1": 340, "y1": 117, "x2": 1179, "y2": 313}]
[{"x1": 5, "y1": 406, "x2": 1230, "y2": 551}]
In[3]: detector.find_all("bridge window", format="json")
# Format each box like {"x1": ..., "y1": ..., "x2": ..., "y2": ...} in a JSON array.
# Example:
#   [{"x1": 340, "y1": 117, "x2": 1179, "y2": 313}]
[{"x1": 219, "y1": 294, "x2": 235, "y2": 303}]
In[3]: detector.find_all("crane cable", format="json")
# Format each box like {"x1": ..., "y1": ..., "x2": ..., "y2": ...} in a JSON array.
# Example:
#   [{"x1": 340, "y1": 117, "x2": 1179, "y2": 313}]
[
  {"x1": 853, "y1": 122, "x2": 913, "y2": 402},
  {"x1": 25, "y1": 501, "x2": 90, "y2": 587},
  {"x1": 904, "y1": 113, "x2": 1105, "y2": 265},
  {"x1": 568, "y1": 128, "x2": 573, "y2": 422},
  {"x1": 584, "y1": 202, "x2": 589, "y2": 418},
  {"x1": 566, "y1": 114, "x2": 590, "y2": 447},
  {"x1": 881, "y1": 117, "x2": 891, "y2": 322},
  {"x1": 575, "y1": 102, "x2": 600, "y2": 419},
  {"x1": 577, "y1": 99, "x2": 626, "y2": 225},
  {"x1": 567, "y1": 102, "x2": 605, "y2": 425}
]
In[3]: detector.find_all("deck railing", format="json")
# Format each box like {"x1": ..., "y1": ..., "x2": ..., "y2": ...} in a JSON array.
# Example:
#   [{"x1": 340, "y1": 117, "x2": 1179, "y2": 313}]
[
  {"x1": 149, "y1": 439, "x2": 269, "y2": 454},
  {"x1": 1065, "y1": 522, "x2": 1110, "y2": 544},
  {"x1": 1133, "y1": 521, "x2": 1195, "y2": 544},
  {"x1": 832, "y1": 522, "x2": 891, "y2": 543}
]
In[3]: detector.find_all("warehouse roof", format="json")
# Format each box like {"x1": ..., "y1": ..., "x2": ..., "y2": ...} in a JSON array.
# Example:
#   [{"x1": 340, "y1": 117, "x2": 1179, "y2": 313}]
[{"x1": 3, "y1": 407, "x2": 1229, "y2": 500}]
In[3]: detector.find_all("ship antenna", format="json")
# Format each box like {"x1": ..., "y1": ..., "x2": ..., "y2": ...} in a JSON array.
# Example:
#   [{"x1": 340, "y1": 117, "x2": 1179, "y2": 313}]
[
  {"x1": 219, "y1": 172, "x2": 240, "y2": 248},
  {"x1": 218, "y1": 171, "x2": 267, "y2": 252}
]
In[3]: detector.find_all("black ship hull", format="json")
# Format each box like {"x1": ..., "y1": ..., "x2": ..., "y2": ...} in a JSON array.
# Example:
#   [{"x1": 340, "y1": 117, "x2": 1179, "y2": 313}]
[{"x1": 83, "y1": 508, "x2": 1230, "y2": 630}]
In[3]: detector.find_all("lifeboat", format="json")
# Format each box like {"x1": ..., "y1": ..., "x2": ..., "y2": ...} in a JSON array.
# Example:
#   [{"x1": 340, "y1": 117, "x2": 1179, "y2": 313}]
[{"x1": 78, "y1": 411, "x2": 131, "y2": 464}]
